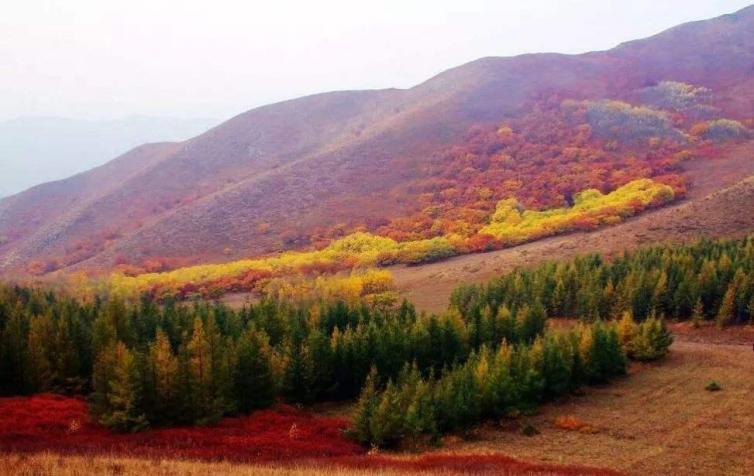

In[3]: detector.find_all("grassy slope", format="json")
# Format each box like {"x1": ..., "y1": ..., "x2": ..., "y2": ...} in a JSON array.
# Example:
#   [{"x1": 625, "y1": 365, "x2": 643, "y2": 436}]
[
  {"x1": 393, "y1": 144, "x2": 754, "y2": 313},
  {"x1": 0, "y1": 453, "x2": 620, "y2": 476},
  {"x1": 441, "y1": 328, "x2": 754, "y2": 476}
]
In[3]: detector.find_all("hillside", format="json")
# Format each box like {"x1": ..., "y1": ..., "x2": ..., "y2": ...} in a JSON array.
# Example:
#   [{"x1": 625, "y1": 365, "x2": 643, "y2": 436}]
[
  {"x1": 0, "y1": 116, "x2": 216, "y2": 198},
  {"x1": 1, "y1": 5, "x2": 754, "y2": 276},
  {"x1": 394, "y1": 150, "x2": 754, "y2": 312}
]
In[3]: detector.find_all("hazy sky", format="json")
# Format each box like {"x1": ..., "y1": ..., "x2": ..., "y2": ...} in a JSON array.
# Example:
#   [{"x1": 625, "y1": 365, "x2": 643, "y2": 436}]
[{"x1": 1, "y1": 0, "x2": 751, "y2": 122}]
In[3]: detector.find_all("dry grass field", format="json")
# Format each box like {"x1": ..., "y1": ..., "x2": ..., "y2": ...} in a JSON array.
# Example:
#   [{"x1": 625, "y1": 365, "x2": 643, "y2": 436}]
[
  {"x1": 438, "y1": 333, "x2": 754, "y2": 475},
  {"x1": 0, "y1": 452, "x2": 614, "y2": 476}
]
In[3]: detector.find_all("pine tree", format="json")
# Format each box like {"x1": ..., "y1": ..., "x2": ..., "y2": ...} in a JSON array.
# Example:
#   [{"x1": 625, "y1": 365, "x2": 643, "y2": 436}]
[
  {"x1": 586, "y1": 321, "x2": 614, "y2": 383},
  {"x1": 631, "y1": 316, "x2": 673, "y2": 361},
  {"x1": 187, "y1": 318, "x2": 217, "y2": 423},
  {"x1": 518, "y1": 303, "x2": 546, "y2": 343},
  {"x1": 491, "y1": 343, "x2": 518, "y2": 415},
  {"x1": 234, "y1": 329, "x2": 275, "y2": 412},
  {"x1": 0, "y1": 311, "x2": 27, "y2": 394},
  {"x1": 99, "y1": 342, "x2": 148, "y2": 432},
  {"x1": 652, "y1": 272, "x2": 669, "y2": 316},
  {"x1": 27, "y1": 315, "x2": 54, "y2": 391},
  {"x1": 174, "y1": 341, "x2": 196, "y2": 424},
  {"x1": 404, "y1": 378, "x2": 436, "y2": 441},
  {"x1": 369, "y1": 380, "x2": 403, "y2": 447},
  {"x1": 205, "y1": 317, "x2": 233, "y2": 415},
  {"x1": 52, "y1": 316, "x2": 81, "y2": 392},
  {"x1": 616, "y1": 311, "x2": 638, "y2": 355},
  {"x1": 302, "y1": 328, "x2": 333, "y2": 402},
  {"x1": 91, "y1": 342, "x2": 117, "y2": 420},
  {"x1": 351, "y1": 367, "x2": 379, "y2": 445},
  {"x1": 497, "y1": 305, "x2": 516, "y2": 344},
  {"x1": 541, "y1": 335, "x2": 573, "y2": 398},
  {"x1": 92, "y1": 311, "x2": 116, "y2": 357},
  {"x1": 716, "y1": 284, "x2": 736, "y2": 329},
  {"x1": 148, "y1": 330, "x2": 178, "y2": 423},
  {"x1": 691, "y1": 299, "x2": 704, "y2": 328},
  {"x1": 551, "y1": 277, "x2": 566, "y2": 317}
]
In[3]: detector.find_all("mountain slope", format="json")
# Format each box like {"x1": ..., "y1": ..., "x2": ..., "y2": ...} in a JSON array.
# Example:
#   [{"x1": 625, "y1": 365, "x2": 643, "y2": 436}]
[
  {"x1": 1, "y1": 5, "x2": 754, "y2": 275},
  {"x1": 395, "y1": 161, "x2": 754, "y2": 313},
  {"x1": 0, "y1": 116, "x2": 216, "y2": 198}
]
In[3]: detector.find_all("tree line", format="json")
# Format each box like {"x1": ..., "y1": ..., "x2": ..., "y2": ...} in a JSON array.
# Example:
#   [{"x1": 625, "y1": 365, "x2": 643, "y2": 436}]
[
  {"x1": 0, "y1": 286, "x2": 552, "y2": 431},
  {"x1": 451, "y1": 237, "x2": 754, "y2": 327},
  {"x1": 6, "y1": 238, "x2": 740, "y2": 438},
  {"x1": 351, "y1": 313, "x2": 673, "y2": 447}
]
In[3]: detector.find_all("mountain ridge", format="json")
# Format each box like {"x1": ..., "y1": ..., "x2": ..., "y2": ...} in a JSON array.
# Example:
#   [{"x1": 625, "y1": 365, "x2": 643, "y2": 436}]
[{"x1": 2, "y1": 4, "x2": 753, "y2": 275}]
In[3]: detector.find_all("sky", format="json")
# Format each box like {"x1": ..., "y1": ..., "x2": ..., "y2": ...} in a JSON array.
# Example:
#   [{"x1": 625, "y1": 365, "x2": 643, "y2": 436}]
[{"x1": 1, "y1": 0, "x2": 752, "y2": 122}]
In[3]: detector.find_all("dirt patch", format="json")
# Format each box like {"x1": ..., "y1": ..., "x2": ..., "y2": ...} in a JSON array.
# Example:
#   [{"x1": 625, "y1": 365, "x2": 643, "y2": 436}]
[{"x1": 671, "y1": 322, "x2": 754, "y2": 346}]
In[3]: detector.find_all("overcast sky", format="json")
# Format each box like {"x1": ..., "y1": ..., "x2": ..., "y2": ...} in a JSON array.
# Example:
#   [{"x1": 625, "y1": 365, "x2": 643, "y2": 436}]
[{"x1": 1, "y1": 0, "x2": 751, "y2": 122}]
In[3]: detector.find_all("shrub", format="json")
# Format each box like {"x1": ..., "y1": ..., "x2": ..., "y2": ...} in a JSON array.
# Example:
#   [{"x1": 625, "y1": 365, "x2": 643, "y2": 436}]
[
  {"x1": 695, "y1": 119, "x2": 750, "y2": 141},
  {"x1": 520, "y1": 422, "x2": 539, "y2": 436},
  {"x1": 639, "y1": 81, "x2": 710, "y2": 111},
  {"x1": 583, "y1": 100, "x2": 686, "y2": 142},
  {"x1": 554, "y1": 415, "x2": 593, "y2": 432},
  {"x1": 480, "y1": 179, "x2": 675, "y2": 243},
  {"x1": 705, "y1": 381, "x2": 722, "y2": 392}
]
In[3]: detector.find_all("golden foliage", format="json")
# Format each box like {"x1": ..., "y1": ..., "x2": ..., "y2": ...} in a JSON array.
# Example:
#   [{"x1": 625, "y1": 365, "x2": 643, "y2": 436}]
[{"x1": 480, "y1": 179, "x2": 674, "y2": 243}]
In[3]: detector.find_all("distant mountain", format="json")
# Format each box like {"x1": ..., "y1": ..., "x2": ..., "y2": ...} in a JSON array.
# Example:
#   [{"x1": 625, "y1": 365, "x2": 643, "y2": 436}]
[
  {"x1": 1, "y1": 5, "x2": 753, "y2": 275},
  {"x1": 0, "y1": 116, "x2": 217, "y2": 197}
]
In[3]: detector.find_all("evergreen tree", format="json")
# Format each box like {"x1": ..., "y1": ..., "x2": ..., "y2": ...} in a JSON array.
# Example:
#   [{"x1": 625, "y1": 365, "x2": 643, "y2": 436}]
[
  {"x1": 0, "y1": 312, "x2": 27, "y2": 394},
  {"x1": 52, "y1": 316, "x2": 81, "y2": 392},
  {"x1": 302, "y1": 328, "x2": 333, "y2": 401},
  {"x1": 617, "y1": 311, "x2": 637, "y2": 352},
  {"x1": 518, "y1": 304, "x2": 546, "y2": 343},
  {"x1": 148, "y1": 330, "x2": 178, "y2": 423},
  {"x1": 351, "y1": 368, "x2": 379, "y2": 445},
  {"x1": 369, "y1": 380, "x2": 404, "y2": 447},
  {"x1": 691, "y1": 299, "x2": 704, "y2": 328},
  {"x1": 540, "y1": 335, "x2": 573, "y2": 398},
  {"x1": 234, "y1": 328, "x2": 275, "y2": 412},
  {"x1": 631, "y1": 316, "x2": 673, "y2": 361},
  {"x1": 716, "y1": 284, "x2": 736, "y2": 329},
  {"x1": 98, "y1": 342, "x2": 148, "y2": 432},
  {"x1": 187, "y1": 318, "x2": 219, "y2": 424},
  {"x1": 27, "y1": 315, "x2": 54, "y2": 391}
]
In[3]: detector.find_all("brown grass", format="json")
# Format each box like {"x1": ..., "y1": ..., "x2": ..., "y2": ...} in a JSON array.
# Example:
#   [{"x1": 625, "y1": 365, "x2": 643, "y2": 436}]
[
  {"x1": 0, "y1": 452, "x2": 615, "y2": 476},
  {"x1": 553, "y1": 416, "x2": 598, "y2": 434},
  {"x1": 434, "y1": 338, "x2": 754, "y2": 476},
  {"x1": 0, "y1": 453, "x2": 408, "y2": 476}
]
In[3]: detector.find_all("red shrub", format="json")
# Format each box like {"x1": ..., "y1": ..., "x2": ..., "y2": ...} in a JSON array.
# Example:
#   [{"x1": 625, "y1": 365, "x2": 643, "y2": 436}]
[
  {"x1": 0, "y1": 395, "x2": 618, "y2": 474},
  {"x1": 0, "y1": 394, "x2": 362, "y2": 462}
]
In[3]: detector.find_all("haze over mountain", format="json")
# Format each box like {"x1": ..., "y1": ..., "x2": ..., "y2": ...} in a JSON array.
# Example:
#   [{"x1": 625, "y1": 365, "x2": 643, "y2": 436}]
[
  {"x1": 0, "y1": 116, "x2": 216, "y2": 197},
  {"x1": 1, "y1": 5, "x2": 753, "y2": 275}
]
